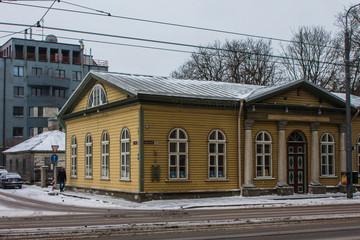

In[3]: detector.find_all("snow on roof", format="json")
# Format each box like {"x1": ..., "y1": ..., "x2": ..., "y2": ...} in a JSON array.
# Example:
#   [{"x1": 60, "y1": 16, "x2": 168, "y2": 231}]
[
  {"x1": 93, "y1": 71, "x2": 265, "y2": 101},
  {"x1": 3, "y1": 130, "x2": 65, "y2": 154},
  {"x1": 332, "y1": 92, "x2": 360, "y2": 107}
]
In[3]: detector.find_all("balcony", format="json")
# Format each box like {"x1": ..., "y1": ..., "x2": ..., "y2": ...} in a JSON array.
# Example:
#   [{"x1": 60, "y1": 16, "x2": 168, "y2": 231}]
[
  {"x1": 27, "y1": 75, "x2": 70, "y2": 89},
  {"x1": 62, "y1": 55, "x2": 70, "y2": 64},
  {"x1": 39, "y1": 54, "x2": 47, "y2": 62},
  {"x1": 27, "y1": 53, "x2": 36, "y2": 61},
  {"x1": 15, "y1": 52, "x2": 24, "y2": 59}
]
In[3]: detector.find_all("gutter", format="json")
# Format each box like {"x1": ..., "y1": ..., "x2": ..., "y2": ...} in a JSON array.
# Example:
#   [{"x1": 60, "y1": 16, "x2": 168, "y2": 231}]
[{"x1": 238, "y1": 100, "x2": 244, "y2": 195}]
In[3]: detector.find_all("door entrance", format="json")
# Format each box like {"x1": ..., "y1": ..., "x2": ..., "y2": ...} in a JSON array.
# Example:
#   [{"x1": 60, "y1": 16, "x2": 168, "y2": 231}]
[{"x1": 287, "y1": 131, "x2": 307, "y2": 193}]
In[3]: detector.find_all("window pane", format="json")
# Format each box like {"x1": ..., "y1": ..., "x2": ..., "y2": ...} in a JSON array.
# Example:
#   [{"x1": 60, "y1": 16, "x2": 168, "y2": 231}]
[
  {"x1": 264, "y1": 144, "x2": 270, "y2": 153},
  {"x1": 170, "y1": 143, "x2": 177, "y2": 152},
  {"x1": 179, "y1": 130, "x2": 186, "y2": 139},
  {"x1": 218, "y1": 144, "x2": 224, "y2": 153},
  {"x1": 179, "y1": 143, "x2": 186, "y2": 152},
  {"x1": 217, "y1": 131, "x2": 224, "y2": 140},
  {"x1": 209, "y1": 143, "x2": 216, "y2": 153}
]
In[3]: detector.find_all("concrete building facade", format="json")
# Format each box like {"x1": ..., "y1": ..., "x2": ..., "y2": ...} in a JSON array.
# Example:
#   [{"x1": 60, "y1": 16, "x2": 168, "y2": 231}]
[{"x1": 0, "y1": 35, "x2": 108, "y2": 165}]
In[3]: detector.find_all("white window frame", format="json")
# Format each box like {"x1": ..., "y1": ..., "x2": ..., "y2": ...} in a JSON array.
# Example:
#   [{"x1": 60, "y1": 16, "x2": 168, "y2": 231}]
[
  {"x1": 320, "y1": 133, "x2": 335, "y2": 176},
  {"x1": 255, "y1": 131, "x2": 272, "y2": 178},
  {"x1": 208, "y1": 129, "x2": 226, "y2": 179},
  {"x1": 87, "y1": 84, "x2": 107, "y2": 108},
  {"x1": 71, "y1": 136, "x2": 77, "y2": 177},
  {"x1": 168, "y1": 128, "x2": 188, "y2": 180},
  {"x1": 120, "y1": 128, "x2": 130, "y2": 180},
  {"x1": 101, "y1": 131, "x2": 110, "y2": 179},
  {"x1": 85, "y1": 134, "x2": 93, "y2": 178}
]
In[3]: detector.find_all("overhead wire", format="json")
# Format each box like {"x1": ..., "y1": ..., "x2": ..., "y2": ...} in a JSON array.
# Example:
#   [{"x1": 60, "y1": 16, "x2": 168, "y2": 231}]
[
  {"x1": 0, "y1": 0, "x2": 343, "y2": 51},
  {"x1": 0, "y1": 24, "x2": 345, "y2": 68}
]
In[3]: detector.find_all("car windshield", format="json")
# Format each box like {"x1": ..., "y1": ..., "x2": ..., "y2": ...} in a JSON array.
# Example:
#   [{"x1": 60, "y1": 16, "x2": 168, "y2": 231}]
[{"x1": 6, "y1": 174, "x2": 20, "y2": 178}]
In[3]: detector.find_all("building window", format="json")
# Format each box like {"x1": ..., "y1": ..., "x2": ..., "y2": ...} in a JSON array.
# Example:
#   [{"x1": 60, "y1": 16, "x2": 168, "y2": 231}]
[
  {"x1": 32, "y1": 67, "x2": 42, "y2": 76},
  {"x1": 38, "y1": 127, "x2": 43, "y2": 134},
  {"x1": 13, "y1": 106, "x2": 24, "y2": 117},
  {"x1": 101, "y1": 131, "x2": 110, "y2": 179},
  {"x1": 321, "y1": 133, "x2": 335, "y2": 176},
  {"x1": 14, "y1": 86, "x2": 24, "y2": 97},
  {"x1": 208, "y1": 130, "x2": 226, "y2": 179},
  {"x1": 13, "y1": 127, "x2": 23, "y2": 138},
  {"x1": 120, "y1": 128, "x2": 130, "y2": 180},
  {"x1": 31, "y1": 87, "x2": 42, "y2": 96},
  {"x1": 38, "y1": 107, "x2": 43, "y2": 117},
  {"x1": 85, "y1": 134, "x2": 92, "y2": 178},
  {"x1": 54, "y1": 69, "x2": 65, "y2": 78},
  {"x1": 29, "y1": 127, "x2": 34, "y2": 138},
  {"x1": 72, "y1": 71, "x2": 82, "y2": 81},
  {"x1": 53, "y1": 88, "x2": 65, "y2": 97},
  {"x1": 71, "y1": 136, "x2": 77, "y2": 177},
  {"x1": 255, "y1": 131, "x2": 272, "y2": 178},
  {"x1": 168, "y1": 128, "x2": 188, "y2": 179},
  {"x1": 13, "y1": 66, "x2": 24, "y2": 76},
  {"x1": 87, "y1": 84, "x2": 107, "y2": 108}
]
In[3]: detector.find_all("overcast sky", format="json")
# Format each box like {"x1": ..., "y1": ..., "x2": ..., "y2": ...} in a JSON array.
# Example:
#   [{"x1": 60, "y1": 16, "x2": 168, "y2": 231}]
[{"x1": 0, "y1": 0, "x2": 357, "y2": 76}]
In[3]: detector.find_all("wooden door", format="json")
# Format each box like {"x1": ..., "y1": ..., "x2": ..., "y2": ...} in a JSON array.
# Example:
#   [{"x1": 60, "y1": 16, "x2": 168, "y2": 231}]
[{"x1": 287, "y1": 132, "x2": 307, "y2": 194}]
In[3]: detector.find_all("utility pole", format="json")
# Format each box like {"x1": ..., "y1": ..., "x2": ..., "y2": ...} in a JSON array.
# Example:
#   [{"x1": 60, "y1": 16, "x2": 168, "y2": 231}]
[{"x1": 344, "y1": 3, "x2": 360, "y2": 199}]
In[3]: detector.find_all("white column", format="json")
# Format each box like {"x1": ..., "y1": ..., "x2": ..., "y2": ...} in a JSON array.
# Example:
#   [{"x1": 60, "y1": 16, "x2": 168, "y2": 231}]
[
  {"x1": 243, "y1": 119, "x2": 254, "y2": 187},
  {"x1": 310, "y1": 122, "x2": 320, "y2": 185},
  {"x1": 277, "y1": 121, "x2": 288, "y2": 186},
  {"x1": 339, "y1": 124, "x2": 347, "y2": 175}
]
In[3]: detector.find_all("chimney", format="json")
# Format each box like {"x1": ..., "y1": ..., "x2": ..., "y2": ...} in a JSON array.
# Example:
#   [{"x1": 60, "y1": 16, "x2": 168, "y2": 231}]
[{"x1": 47, "y1": 118, "x2": 60, "y2": 131}]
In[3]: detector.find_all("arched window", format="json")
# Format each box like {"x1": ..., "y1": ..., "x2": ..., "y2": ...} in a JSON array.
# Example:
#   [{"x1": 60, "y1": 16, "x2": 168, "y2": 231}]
[
  {"x1": 255, "y1": 131, "x2": 272, "y2": 177},
  {"x1": 357, "y1": 136, "x2": 360, "y2": 173},
  {"x1": 208, "y1": 130, "x2": 226, "y2": 179},
  {"x1": 87, "y1": 84, "x2": 107, "y2": 108},
  {"x1": 85, "y1": 134, "x2": 92, "y2": 178},
  {"x1": 168, "y1": 128, "x2": 188, "y2": 179},
  {"x1": 70, "y1": 136, "x2": 77, "y2": 177},
  {"x1": 101, "y1": 131, "x2": 110, "y2": 179},
  {"x1": 320, "y1": 133, "x2": 335, "y2": 176},
  {"x1": 120, "y1": 128, "x2": 130, "y2": 180}
]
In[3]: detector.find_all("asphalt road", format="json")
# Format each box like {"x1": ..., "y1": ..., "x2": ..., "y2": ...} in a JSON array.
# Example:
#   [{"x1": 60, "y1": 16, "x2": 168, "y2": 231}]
[{"x1": 0, "y1": 190, "x2": 359, "y2": 239}]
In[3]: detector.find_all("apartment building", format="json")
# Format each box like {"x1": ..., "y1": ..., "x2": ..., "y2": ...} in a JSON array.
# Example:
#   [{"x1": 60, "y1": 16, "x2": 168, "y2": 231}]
[{"x1": 0, "y1": 35, "x2": 108, "y2": 165}]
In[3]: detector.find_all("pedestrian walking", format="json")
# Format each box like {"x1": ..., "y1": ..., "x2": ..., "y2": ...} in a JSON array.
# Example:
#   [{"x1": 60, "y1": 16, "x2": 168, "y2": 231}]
[{"x1": 58, "y1": 168, "x2": 66, "y2": 192}]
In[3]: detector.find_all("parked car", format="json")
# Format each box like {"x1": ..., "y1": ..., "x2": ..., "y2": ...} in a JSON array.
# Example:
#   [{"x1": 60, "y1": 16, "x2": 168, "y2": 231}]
[
  {"x1": 0, "y1": 169, "x2": 8, "y2": 177},
  {"x1": 0, "y1": 173, "x2": 23, "y2": 189}
]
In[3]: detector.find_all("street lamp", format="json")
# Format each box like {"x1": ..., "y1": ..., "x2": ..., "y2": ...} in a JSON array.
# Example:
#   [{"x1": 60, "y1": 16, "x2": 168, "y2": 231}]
[{"x1": 344, "y1": 3, "x2": 360, "y2": 199}]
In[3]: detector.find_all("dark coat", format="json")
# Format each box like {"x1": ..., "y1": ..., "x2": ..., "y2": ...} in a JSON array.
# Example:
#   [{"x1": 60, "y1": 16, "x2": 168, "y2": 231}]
[{"x1": 58, "y1": 169, "x2": 66, "y2": 182}]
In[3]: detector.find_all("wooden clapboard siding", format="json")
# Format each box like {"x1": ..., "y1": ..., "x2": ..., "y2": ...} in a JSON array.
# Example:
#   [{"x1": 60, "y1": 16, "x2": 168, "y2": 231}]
[
  {"x1": 264, "y1": 88, "x2": 335, "y2": 108},
  {"x1": 72, "y1": 81, "x2": 129, "y2": 113},
  {"x1": 142, "y1": 104, "x2": 240, "y2": 192},
  {"x1": 252, "y1": 121, "x2": 278, "y2": 189},
  {"x1": 66, "y1": 105, "x2": 140, "y2": 192}
]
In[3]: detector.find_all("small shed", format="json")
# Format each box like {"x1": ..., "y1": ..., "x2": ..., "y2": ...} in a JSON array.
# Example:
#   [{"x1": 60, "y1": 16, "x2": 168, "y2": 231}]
[{"x1": 3, "y1": 130, "x2": 65, "y2": 183}]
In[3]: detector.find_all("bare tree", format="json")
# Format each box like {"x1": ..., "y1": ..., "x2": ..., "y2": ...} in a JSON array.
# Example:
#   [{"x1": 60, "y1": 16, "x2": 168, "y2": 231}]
[
  {"x1": 171, "y1": 39, "x2": 277, "y2": 86},
  {"x1": 336, "y1": 8, "x2": 360, "y2": 96},
  {"x1": 281, "y1": 26, "x2": 341, "y2": 91}
]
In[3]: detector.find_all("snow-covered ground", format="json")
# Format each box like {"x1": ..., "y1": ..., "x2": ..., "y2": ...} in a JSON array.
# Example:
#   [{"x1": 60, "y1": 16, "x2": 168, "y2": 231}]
[{"x1": 1, "y1": 185, "x2": 360, "y2": 218}]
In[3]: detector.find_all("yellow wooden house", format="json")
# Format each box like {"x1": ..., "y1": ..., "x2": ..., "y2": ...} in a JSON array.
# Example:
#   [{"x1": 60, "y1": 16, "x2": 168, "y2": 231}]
[{"x1": 58, "y1": 71, "x2": 360, "y2": 201}]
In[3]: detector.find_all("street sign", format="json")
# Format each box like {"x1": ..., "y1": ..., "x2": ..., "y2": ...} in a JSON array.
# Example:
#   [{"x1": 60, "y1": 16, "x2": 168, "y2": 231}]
[
  {"x1": 51, "y1": 145, "x2": 59, "y2": 153},
  {"x1": 51, "y1": 154, "x2": 58, "y2": 163}
]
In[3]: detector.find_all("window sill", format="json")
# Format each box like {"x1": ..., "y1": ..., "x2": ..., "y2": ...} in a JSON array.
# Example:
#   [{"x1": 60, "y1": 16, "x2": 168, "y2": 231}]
[
  {"x1": 119, "y1": 179, "x2": 131, "y2": 182},
  {"x1": 70, "y1": 175, "x2": 77, "y2": 179},
  {"x1": 165, "y1": 179, "x2": 192, "y2": 182},
  {"x1": 85, "y1": 176, "x2": 93, "y2": 180},
  {"x1": 254, "y1": 177, "x2": 275, "y2": 180},
  {"x1": 205, "y1": 178, "x2": 229, "y2": 182},
  {"x1": 320, "y1": 175, "x2": 338, "y2": 179},
  {"x1": 100, "y1": 177, "x2": 110, "y2": 181}
]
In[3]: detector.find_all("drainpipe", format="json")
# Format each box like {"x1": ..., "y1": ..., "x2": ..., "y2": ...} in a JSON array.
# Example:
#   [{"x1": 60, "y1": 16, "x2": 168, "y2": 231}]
[
  {"x1": 138, "y1": 107, "x2": 144, "y2": 194},
  {"x1": 2, "y1": 58, "x2": 6, "y2": 166},
  {"x1": 238, "y1": 100, "x2": 244, "y2": 195}
]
